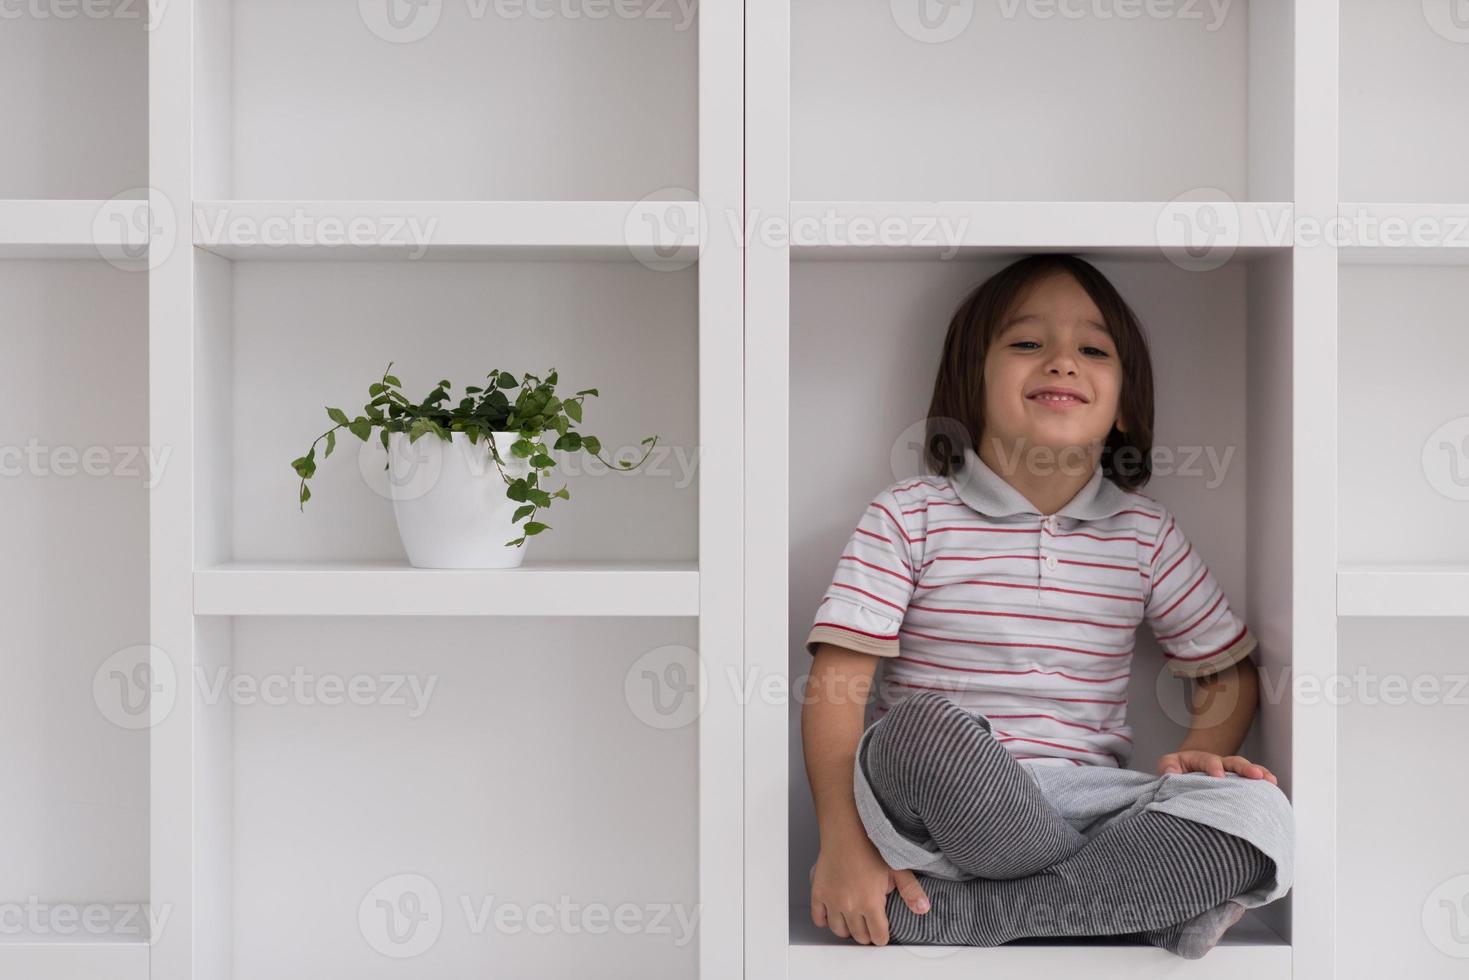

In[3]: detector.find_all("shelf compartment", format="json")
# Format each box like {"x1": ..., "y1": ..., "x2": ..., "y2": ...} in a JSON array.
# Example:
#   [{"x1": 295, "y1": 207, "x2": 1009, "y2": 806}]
[
  {"x1": 0, "y1": 258, "x2": 149, "y2": 920},
  {"x1": 784, "y1": 251, "x2": 1296, "y2": 943},
  {"x1": 195, "y1": 560, "x2": 699, "y2": 616},
  {"x1": 197, "y1": 256, "x2": 697, "y2": 567},
  {"x1": 788, "y1": 201, "x2": 1293, "y2": 259},
  {"x1": 1339, "y1": 619, "x2": 1469, "y2": 976},
  {"x1": 207, "y1": 0, "x2": 696, "y2": 201},
  {"x1": 789, "y1": 907, "x2": 1289, "y2": 979},
  {"x1": 195, "y1": 615, "x2": 700, "y2": 979},
  {"x1": 0, "y1": 0, "x2": 146, "y2": 198},
  {"x1": 1338, "y1": 263, "x2": 1469, "y2": 565},
  {"x1": 1341, "y1": 0, "x2": 1469, "y2": 202},
  {"x1": 194, "y1": 200, "x2": 702, "y2": 261},
  {"x1": 1338, "y1": 564, "x2": 1469, "y2": 618},
  {"x1": 792, "y1": 0, "x2": 1293, "y2": 202},
  {"x1": 0, "y1": 199, "x2": 150, "y2": 259}
]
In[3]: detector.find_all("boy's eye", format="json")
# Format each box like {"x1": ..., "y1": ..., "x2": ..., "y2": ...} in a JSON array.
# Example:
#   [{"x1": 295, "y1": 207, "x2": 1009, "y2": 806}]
[{"x1": 1009, "y1": 341, "x2": 1111, "y2": 358}]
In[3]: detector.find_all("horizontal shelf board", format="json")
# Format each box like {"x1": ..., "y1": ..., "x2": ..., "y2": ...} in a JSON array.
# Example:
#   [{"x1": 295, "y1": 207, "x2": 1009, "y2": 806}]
[
  {"x1": 789, "y1": 907, "x2": 1288, "y2": 979},
  {"x1": 0, "y1": 937, "x2": 147, "y2": 980},
  {"x1": 1338, "y1": 203, "x2": 1469, "y2": 264},
  {"x1": 1339, "y1": 563, "x2": 1469, "y2": 617},
  {"x1": 193, "y1": 200, "x2": 701, "y2": 261},
  {"x1": 195, "y1": 560, "x2": 699, "y2": 617},
  {"x1": 788, "y1": 201, "x2": 1293, "y2": 259},
  {"x1": 0, "y1": 199, "x2": 149, "y2": 259}
]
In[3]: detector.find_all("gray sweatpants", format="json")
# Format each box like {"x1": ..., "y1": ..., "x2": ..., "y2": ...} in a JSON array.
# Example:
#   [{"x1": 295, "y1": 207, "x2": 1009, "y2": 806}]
[{"x1": 852, "y1": 696, "x2": 1295, "y2": 913}]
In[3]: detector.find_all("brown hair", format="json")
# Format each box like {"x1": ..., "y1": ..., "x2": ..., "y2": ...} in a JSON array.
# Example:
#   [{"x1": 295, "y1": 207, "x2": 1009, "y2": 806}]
[{"x1": 922, "y1": 254, "x2": 1156, "y2": 491}]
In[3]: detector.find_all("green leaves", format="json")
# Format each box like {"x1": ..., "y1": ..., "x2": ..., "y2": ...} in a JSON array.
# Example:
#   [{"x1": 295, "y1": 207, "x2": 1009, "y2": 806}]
[{"x1": 289, "y1": 364, "x2": 660, "y2": 546}]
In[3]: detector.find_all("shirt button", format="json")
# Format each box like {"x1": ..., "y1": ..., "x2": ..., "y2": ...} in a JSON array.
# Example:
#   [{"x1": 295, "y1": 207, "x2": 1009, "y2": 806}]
[
  {"x1": 1046, "y1": 555, "x2": 1058, "y2": 570},
  {"x1": 1045, "y1": 516, "x2": 1058, "y2": 531}
]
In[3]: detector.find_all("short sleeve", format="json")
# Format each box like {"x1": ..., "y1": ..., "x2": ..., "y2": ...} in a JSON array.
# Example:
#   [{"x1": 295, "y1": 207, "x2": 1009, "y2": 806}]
[
  {"x1": 804, "y1": 487, "x2": 922, "y2": 658},
  {"x1": 1144, "y1": 510, "x2": 1258, "y2": 679}
]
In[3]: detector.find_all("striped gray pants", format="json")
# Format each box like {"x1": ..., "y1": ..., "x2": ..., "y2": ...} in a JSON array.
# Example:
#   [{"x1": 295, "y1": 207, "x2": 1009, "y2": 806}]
[{"x1": 852, "y1": 690, "x2": 1294, "y2": 947}]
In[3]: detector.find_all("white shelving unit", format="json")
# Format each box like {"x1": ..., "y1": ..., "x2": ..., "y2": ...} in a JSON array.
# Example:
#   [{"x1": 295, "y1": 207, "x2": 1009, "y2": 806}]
[
  {"x1": 1335, "y1": 4, "x2": 1469, "y2": 979},
  {"x1": 1, "y1": 3, "x2": 151, "y2": 978},
  {"x1": 10, "y1": 0, "x2": 1468, "y2": 977},
  {"x1": 149, "y1": 2, "x2": 739, "y2": 980}
]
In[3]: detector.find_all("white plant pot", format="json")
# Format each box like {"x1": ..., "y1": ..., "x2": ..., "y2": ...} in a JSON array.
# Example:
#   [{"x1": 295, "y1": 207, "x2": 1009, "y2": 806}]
[{"x1": 386, "y1": 430, "x2": 534, "y2": 569}]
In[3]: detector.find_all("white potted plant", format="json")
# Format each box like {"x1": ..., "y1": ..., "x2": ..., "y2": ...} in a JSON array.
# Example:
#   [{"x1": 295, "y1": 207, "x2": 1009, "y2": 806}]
[{"x1": 291, "y1": 364, "x2": 657, "y2": 568}]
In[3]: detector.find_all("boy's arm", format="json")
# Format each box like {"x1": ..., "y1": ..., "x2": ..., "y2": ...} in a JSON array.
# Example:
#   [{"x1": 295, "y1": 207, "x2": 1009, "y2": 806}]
[
  {"x1": 1177, "y1": 658, "x2": 1257, "y2": 755},
  {"x1": 803, "y1": 642, "x2": 930, "y2": 944},
  {"x1": 1162, "y1": 657, "x2": 1277, "y2": 783},
  {"x1": 802, "y1": 643, "x2": 879, "y2": 845}
]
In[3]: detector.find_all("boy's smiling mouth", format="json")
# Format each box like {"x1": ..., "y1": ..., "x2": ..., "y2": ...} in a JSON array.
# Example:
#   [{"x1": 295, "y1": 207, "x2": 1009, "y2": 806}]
[{"x1": 1026, "y1": 385, "x2": 1090, "y2": 406}]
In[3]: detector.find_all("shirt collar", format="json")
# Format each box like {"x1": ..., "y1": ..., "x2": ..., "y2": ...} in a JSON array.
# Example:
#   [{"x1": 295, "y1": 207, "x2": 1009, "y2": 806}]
[{"x1": 948, "y1": 444, "x2": 1132, "y2": 521}]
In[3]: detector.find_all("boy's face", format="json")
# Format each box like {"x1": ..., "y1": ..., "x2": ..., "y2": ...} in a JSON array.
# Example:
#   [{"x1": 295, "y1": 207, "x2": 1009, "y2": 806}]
[{"x1": 980, "y1": 271, "x2": 1126, "y2": 471}]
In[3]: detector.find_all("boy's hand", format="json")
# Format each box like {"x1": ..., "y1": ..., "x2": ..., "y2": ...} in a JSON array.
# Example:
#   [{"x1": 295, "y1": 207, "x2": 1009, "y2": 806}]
[
  {"x1": 810, "y1": 835, "x2": 930, "y2": 945},
  {"x1": 1157, "y1": 749, "x2": 1277, "y2": 784}
]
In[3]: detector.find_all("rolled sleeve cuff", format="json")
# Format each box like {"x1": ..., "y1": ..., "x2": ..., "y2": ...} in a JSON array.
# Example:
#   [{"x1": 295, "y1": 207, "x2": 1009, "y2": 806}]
[
  {"x1": 1167, "y1": 627, "x2": 1258, "y2": 679},
  {"x1": 804, "y1": 598, "x2": 902, "y2": 658}
]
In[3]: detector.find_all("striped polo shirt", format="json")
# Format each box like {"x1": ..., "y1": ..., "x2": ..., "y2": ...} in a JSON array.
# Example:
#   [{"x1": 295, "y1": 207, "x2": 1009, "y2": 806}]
[{"x1": 805, "y1": 445, "x2": 1258, "y2": 769}]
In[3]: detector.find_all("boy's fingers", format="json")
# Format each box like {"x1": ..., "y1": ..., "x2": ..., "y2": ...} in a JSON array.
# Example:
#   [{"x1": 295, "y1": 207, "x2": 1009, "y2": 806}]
[
  {"x1": 867, "y1": 909, "x2": 891, "y2": 946},
  {"x1": 827, "y1": 910, "x2": 851, "y2": 940},
  {"x1": 810, "y1": 899, "x2": 827, "y2": 928},
  {"x1": 892, "y1": 870, "x2": 931, "y2": 913},
  {"x1": 846, "y1": 910, "x2": 873, "y2": 945}
]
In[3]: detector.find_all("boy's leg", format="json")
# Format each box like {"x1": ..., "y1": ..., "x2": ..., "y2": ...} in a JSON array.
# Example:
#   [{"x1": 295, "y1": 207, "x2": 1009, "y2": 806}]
[
  {"x1": 860, "y1": 690, "x2": 1086, "y2": 879},
  {"x1": 883, "y1": 806, "x2": 1275, "y2": 948}
]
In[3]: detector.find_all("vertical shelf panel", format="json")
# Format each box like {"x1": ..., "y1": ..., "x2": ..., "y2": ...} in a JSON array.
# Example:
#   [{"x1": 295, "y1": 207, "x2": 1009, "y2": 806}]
[{"x1": 0, "y1": 259, "x2": 150, "y2": 942}]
